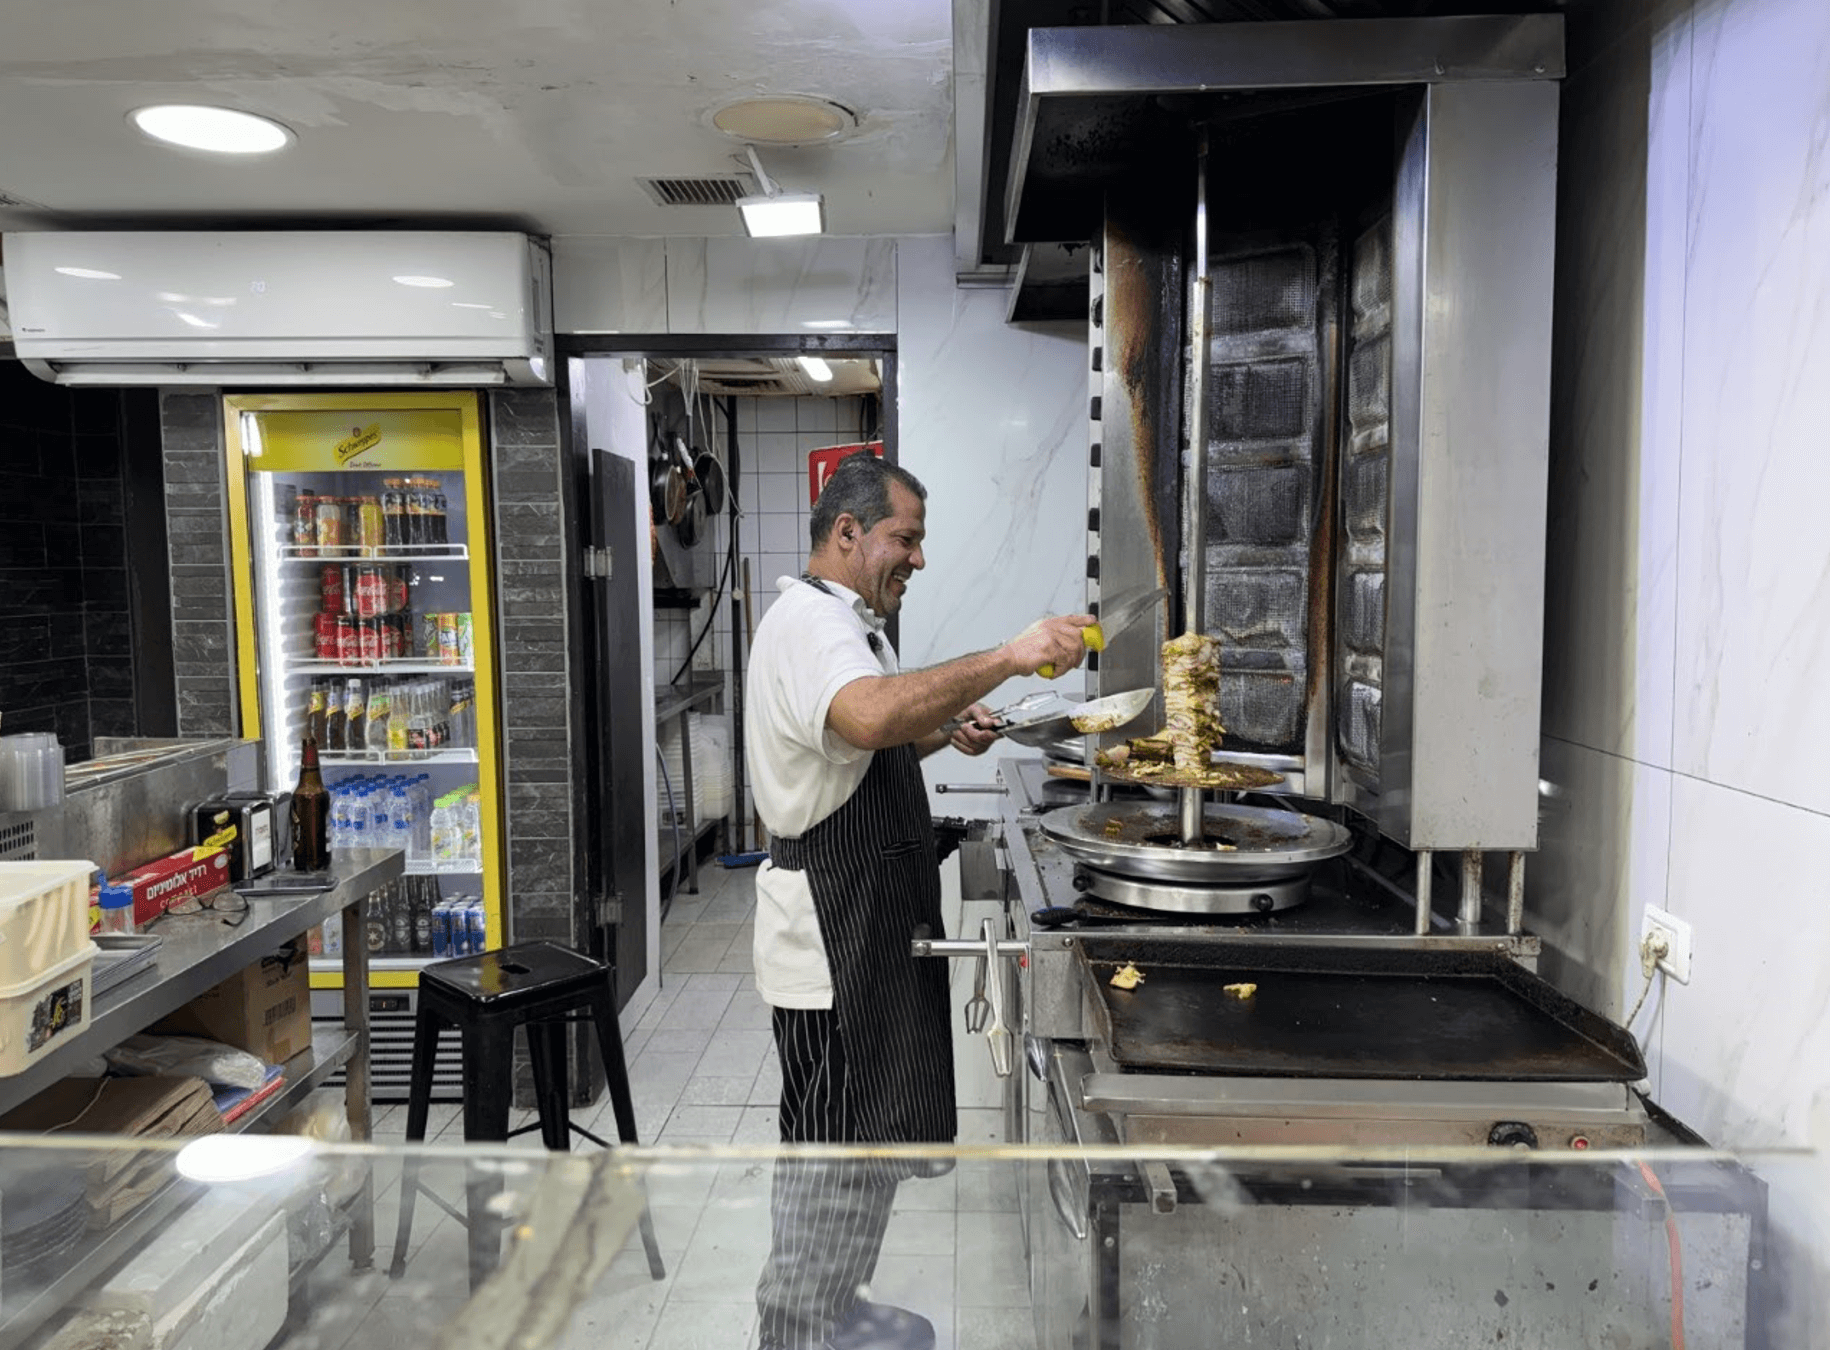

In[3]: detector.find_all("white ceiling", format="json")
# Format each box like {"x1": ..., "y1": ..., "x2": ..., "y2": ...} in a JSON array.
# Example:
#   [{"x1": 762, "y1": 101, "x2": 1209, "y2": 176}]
[{"x1": 0, "y1": 0, "x2": 956, "y2": 239}]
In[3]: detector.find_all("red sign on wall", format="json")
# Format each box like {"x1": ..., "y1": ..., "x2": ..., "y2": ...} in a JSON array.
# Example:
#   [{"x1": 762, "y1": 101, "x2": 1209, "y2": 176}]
[{"x1": 807, "y1": 441, "x2": 885, "y2": 507}]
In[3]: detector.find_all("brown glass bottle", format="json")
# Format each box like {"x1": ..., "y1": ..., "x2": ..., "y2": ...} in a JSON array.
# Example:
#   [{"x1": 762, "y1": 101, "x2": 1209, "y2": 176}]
[{"x1": 291, "y1": 736, "x2": 332, "y2": 872}]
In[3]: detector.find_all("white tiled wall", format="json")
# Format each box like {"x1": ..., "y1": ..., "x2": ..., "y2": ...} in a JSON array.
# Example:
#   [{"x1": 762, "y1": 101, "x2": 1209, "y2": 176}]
[{"x1": 1536, "y1": 0, "x2": 1830, "y2": 1336}]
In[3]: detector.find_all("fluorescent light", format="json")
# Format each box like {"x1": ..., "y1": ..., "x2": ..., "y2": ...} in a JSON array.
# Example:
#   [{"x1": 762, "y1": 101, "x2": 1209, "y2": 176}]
[
  {"x1": 798, "y1": 355, "x2": 834, "y2": 383},
  {"x1": 130, "y1": 105, "x2": 291, "y2": 154},
  {"x1": 54, "y1": 266, "x2": 121, "y2": 281},
  {"x1": 738, "y1": 192, "x2": 825, "y2": 238},
  {"x1": 801, "y1": 319, "x2": 854, "y2": 330},
  {"x1": 393, "y1": 275, "x2": 454, "y2": 288}
]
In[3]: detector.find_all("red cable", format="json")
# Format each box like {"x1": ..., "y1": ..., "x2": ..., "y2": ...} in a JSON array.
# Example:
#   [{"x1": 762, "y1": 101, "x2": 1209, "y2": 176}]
[{"x1": 1637, "y1": 1160, "x2": 1686, "y2": 1350}]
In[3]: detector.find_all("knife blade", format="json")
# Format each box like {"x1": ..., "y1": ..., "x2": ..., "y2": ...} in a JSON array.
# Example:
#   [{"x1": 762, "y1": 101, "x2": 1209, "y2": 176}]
[{"x1": 1039, "y1": 585, "x2": 1168, "y2": 679}]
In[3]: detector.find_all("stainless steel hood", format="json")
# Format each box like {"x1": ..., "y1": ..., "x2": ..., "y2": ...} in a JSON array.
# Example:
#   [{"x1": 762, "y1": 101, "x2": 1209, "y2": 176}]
[{"x1": 1004, "y1": 15, "x2": 1565, "y2": 246}]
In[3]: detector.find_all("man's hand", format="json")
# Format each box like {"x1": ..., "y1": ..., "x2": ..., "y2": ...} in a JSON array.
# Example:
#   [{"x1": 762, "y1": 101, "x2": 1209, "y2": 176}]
[
  {"x1": 1001, "y1": 614, "x2": 1096, "y2": 678},
  {"x1": 949, "y1": 703, "x2": 1000, "y2": 757}
]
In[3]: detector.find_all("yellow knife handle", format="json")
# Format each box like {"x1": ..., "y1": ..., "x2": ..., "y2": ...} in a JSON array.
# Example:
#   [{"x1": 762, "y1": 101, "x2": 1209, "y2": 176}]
[{"x1": 1038, "y1": 623, "x2": 1106, "y2": 680}]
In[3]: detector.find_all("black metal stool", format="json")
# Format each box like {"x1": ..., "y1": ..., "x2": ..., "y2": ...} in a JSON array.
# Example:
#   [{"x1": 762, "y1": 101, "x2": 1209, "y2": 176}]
[{"x1": 388, "y1": 941, "x2": 665, "y2": 1286}]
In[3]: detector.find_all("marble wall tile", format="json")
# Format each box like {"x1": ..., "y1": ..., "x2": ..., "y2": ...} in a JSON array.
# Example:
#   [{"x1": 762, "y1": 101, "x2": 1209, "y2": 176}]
[
  {"x1": 1540, "y1": 12, "x2": 1685, "y2": 770},
  {"x1": 1526, "y1": 736, "x2": 1674, "y2": 1090},
  {"x1": 1655, "y1": 775, "x2": 1830, "y2": 1150},
  {"x1": 665, "y1": 237, "x2": 897, "y2": 334},
  {"x1": 550, "y1": 236, "x2": 668, "y2": 334},
  {"x1": 1670, "y1": 0, "x2": 1830, "y2": 813},
  {"x1": 892, "y1": 235, "x2": 1088, "y2": 799}
]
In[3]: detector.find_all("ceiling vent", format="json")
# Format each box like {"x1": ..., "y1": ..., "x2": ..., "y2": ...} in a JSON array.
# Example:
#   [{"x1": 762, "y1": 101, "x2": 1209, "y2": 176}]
[
  {"x1": 637, "y1": 174, "x2": 757, "y2": 208},
  {"x1": 657, "y1": 357, "x2": 881, "y2": 398}
]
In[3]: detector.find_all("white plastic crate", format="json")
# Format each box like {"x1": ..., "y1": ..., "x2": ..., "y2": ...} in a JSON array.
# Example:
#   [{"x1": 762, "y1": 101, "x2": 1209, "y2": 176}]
[
  {"x1": 0, "y1": 860, "x2": 97, "y2": 987},
  {"x1": 0, "y1": 860, "x2": 101, "y2": 1074}
]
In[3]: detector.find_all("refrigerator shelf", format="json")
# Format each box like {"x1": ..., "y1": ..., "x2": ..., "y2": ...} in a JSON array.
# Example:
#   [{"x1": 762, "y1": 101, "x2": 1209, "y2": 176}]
[
  {"x1": 278, "y1": 544, "x2": 471, "y2": 562},
  {"x1": 294, "y1": 659, "x2": 475, "y2": 675},
  {"x1": 321, "y1": 749, "x2": 479, "y2": 766}
]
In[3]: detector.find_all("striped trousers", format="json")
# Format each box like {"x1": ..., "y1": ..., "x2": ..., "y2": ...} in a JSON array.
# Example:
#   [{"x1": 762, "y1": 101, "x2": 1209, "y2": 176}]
[{"x1": 755, "y1": 1007, "x2": 900, "y2": 1350}]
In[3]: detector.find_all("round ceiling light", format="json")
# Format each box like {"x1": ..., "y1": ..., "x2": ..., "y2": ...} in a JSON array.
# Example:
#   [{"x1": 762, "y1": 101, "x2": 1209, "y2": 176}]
[
  {"x1": 130, "y1": 105, "x2": 292, "y2": 155},
  {"x1": 709, "y1": 96, "x2": 858, "y2": 146}
]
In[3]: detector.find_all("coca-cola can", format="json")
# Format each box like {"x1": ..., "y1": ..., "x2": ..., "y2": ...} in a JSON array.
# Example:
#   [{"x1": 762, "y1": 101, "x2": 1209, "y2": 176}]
[
  {"x1": 354, "y1": 566, "x2": 386, "y2": 620},
  {"x1": 381, "y1": 614, "x2": 402, "y2": 660},
  {"x1": 385, "y1": 564, "x2": 410, "y2": 615},
  {"x1": 358, "y1": 616, "x2": 383, "y2": 664},
  {"x1": 314, "y1": 612, "x2": 338, "y2": 660},
  {"x1": 335, "y1": 615, "x2": 359, "y2": 666},
  {"x1": 320, "y1": 564, "x2": 344, "y2": 614}
]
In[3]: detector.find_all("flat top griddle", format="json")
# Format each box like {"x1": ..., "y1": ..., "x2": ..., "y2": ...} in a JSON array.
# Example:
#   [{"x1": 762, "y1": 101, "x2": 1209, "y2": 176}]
[{"x1": 1078, "y1": 938, "x2": 1645, "y2": 1083}]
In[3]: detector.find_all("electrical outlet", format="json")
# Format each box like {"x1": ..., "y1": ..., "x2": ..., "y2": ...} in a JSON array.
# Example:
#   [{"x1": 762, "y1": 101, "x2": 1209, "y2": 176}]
[{"x1": 1641, "y1": 906, "x2": 1692, "y2": 984}]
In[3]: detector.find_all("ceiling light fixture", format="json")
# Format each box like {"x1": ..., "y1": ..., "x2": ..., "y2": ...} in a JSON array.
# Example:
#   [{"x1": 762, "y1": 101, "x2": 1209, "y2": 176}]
[
  {"x1": 393, "y1": 275, "x2": 455, "y2": 288},
  {"x1": 736, "y1": 146, "x2": 825, "y2": 239},
  {"x1": 130, "y1": 105, "x2": 291, "y2": 155},
  {"x1": 710, "y1": 95, "x2": 858, "y2": 146},
  {"x1": 798, "y1": 355, "x2": 834, "y2": 383}
]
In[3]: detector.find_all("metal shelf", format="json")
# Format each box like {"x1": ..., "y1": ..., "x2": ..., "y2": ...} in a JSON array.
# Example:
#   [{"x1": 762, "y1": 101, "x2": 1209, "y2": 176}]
[
  {"x1": 0, "y1": 1027, "x2": 361, "y2": 1349},
  {"x1": 293, "y1": 660, "x2": 473, "y2": 675},
  {"x1": 322, "y1": 748, "x2": 478, "y2": 766},
  {"x1": 0, "y1": 852, "x2": 403, "y2": 1120},
  {"x1": 278, "y1": 545, "x2": 470, "y2": 562},
  {"x1": 654, "y1": 674, "x2": 723, "y2": 726},
  {"x1": 404, "y1": 859, "x2": 484, "y2": 876}
]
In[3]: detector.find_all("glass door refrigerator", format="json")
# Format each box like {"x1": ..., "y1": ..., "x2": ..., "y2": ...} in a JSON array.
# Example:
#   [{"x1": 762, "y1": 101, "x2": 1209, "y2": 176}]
[{"x1": 223, "y1": 392, "x2": 504, "y2": 999}]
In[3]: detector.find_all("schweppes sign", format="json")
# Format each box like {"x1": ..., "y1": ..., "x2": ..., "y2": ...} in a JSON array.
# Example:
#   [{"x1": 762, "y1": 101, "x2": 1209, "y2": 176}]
[
  {"x1": 334, "y1": 423, "x2": 384, "y2": 464},
  {"x1": 240, "y1": 406, "x2": 467, "y2": 472}
]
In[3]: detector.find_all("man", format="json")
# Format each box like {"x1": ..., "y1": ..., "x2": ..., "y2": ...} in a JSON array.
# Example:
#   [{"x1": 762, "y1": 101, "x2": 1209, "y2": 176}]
[{"x1": 745, "y1": 452, "x2": 1092, "y2": 1350}]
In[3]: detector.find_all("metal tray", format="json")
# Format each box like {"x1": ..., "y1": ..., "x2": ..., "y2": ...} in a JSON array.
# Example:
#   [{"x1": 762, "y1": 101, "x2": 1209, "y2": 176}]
[
  {"x1": 1077, "y1": 938, "x2": 1646, "y2": 1083},
  {"x1": 1041, "y1": 801, "x2": 1352, "y2": 883},
  {"x1": 91, "y1": 933, "x2": 163, "y2": 1000}
]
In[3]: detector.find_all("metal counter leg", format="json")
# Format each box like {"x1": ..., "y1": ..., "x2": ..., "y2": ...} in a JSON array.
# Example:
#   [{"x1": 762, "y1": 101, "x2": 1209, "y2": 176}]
[{"x1": 341, "y1": 893, "x2": 375, "y2": 1271}]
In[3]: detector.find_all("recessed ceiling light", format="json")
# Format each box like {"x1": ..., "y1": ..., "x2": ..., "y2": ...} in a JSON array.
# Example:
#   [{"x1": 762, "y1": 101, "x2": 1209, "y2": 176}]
[
  {"x1": 798, "y1": 355, "x2": 834, "y2": 383},
  {"x1": 393, "y1": 275, "x2": 455, "y2": 288},
  {"x1": 801, "y1": 320, "x2": 854, "y2": 330},
  {"x1": 710, "y1": 96, "x2": 858, "y2": 146},
  {"x1": 54, "y1": 266, "x2": 121, "y2": 280},
  {"x1": 130, "y1": 105, "x2": 291, "y2": 155}
]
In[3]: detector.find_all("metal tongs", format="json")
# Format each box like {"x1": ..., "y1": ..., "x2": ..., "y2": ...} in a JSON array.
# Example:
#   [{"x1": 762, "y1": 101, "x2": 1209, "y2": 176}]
[{"x1": 962, "y1": 918, "x2": 1013, "y2": 1078}]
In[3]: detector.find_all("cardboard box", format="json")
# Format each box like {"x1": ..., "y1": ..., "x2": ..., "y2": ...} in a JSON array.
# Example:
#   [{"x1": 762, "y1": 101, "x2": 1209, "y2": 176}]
[{"x1": 151, "y1": 941, "x2": 311, "y2": 1067}]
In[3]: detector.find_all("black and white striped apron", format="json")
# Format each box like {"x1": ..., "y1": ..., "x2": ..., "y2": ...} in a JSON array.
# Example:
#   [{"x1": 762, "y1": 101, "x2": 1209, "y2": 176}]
[{"x1": 755, "y1": 734, "x2": 956, "y2": 1349}]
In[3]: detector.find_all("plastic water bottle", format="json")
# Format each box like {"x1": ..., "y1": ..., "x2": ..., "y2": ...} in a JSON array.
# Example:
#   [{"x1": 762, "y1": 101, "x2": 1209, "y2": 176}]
[
  {"x1": 430, "y1": 794, "x2": 457, "y2": 865},
  {"x1": 459, "y1": 787, "x2": 481, "y2": 864},
  {"x1": 330, "y1": 784, "x2": 351, "y2": 851},
  {"x1": 409, "y1": 776, "x2": 433, "y2": 861},
  {"x1": 389, "y1": 781, "x2": 413, "y2": 854},
  {"x1": 349, "y1": 791, "x2": 371, "y2": 852}
]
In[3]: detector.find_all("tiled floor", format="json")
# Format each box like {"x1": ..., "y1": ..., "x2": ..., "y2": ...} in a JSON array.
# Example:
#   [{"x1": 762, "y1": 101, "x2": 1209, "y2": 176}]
[{"x1": 357, "y1": 856, "x2": 1034, "y2": 1350}]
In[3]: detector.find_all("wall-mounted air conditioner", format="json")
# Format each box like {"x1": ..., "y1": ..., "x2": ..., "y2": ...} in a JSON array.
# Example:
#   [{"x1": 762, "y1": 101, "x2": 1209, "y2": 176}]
[{"x1": 0, "y1": 230, "x2": 553, "y2": 387}]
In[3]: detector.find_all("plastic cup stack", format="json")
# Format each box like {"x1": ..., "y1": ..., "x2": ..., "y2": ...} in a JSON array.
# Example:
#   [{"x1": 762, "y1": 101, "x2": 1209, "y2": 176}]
[{"x1": 0, "y1": 733, "x2": 65, "y2": 811}]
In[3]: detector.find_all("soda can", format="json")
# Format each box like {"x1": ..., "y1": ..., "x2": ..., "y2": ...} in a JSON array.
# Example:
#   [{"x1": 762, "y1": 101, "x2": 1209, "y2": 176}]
[
  {"x1": 335, "y1": 615, "x2": 359, "y2": 666},
  {"x1": 429, "y1": 902, "x2": 452, "y2": 958},
  {"x1": 314, "y1": 612, "x2": 338, "y2": 660},
  {"x1": 421, "y1": 612, "x2": 442, "y2": 662},
  {"x1": 465, "y1": 900, "x2": 487, "y2": 955},
  {"x1": 438, "y1": 614, "x2": 460, "y2": 667},
  {"x1": 454, "y1": 612, "x2": 474, "y2": 668},
  {"x1": 320, "y1": 564, "x2": 344, "y2": 614},
  {"x1": 358, "y1": 616, "x2": 383, "y2": 664},
  {"x1": 385, "y1": 564, "x2": 410, "y2": 615},
  {"x1": 354, "y1": 565, "x2": 385, "y2": 619}
]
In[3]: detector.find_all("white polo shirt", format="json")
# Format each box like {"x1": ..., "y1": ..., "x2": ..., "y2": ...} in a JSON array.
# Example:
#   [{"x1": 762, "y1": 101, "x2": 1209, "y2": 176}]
[{"x1": 745, "y1": 575, "x2": 897, "y2": 1008}]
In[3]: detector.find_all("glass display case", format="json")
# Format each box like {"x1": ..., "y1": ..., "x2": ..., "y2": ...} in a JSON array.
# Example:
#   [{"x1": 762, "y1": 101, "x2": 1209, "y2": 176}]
[{"x1": 0, "y1": 1135, "x2": 1810, "y2": 1350}]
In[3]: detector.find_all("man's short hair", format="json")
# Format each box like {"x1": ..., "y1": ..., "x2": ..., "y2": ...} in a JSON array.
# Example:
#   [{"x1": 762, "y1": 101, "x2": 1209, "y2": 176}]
[{"x1": 808, "y1": 453, "x2": 927, "y2": 550}]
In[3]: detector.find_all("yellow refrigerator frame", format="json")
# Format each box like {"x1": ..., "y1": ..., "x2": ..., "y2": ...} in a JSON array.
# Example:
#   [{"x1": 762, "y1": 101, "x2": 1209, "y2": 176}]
[{"x1": 223, "y1": 391, "x2": 506, "y2": 991}]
